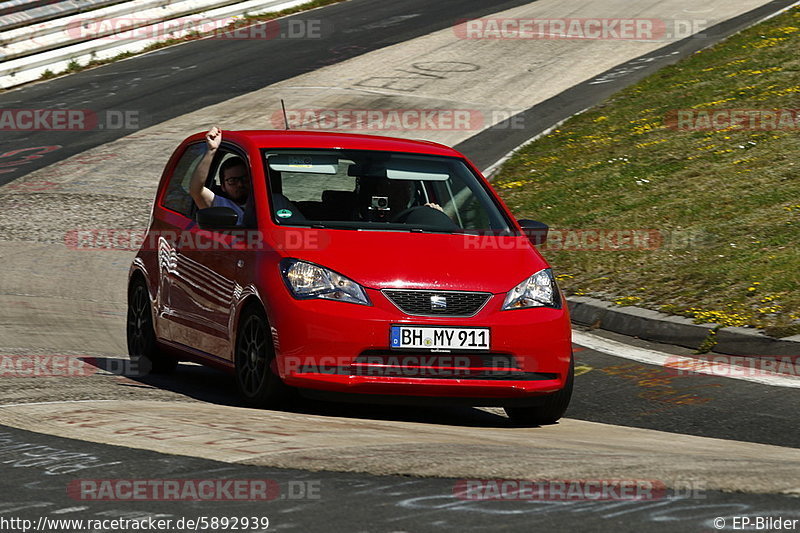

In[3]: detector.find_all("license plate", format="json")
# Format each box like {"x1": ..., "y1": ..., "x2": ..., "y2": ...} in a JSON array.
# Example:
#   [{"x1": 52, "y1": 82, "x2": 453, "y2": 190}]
[{"x1": 390, "y1": 326, "x2": 490, "y2": 351}]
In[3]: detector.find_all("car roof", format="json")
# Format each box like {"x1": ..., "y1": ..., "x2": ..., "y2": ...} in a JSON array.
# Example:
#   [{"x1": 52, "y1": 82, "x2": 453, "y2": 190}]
[{"x1": 195, "y1": 130, "x2": 464, "y2": 158}]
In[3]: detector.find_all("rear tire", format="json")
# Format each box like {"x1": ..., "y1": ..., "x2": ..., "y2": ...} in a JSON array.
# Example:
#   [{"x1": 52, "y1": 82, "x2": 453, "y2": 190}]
[
  {"x1": 127, "y1": 278, "x2": 177, "y2": 375},
  {"x1": 505, "y1": 355, "x2": 574, "y2": 426},
  {"x1": 234, "y1": 305, "x2": 290, "y2": 408}
]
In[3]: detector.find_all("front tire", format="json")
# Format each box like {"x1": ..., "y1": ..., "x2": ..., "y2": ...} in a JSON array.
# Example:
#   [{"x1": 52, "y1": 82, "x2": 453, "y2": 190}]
[
  {"x1": 127, "y1": 278, "x2": 177, "y2": 374},
  {"x1": 234, "y1": 305, "x2": 288, "y2": 408},
  {"x1": 505, "y1": 355, "x2": 574, "y2": 426}
]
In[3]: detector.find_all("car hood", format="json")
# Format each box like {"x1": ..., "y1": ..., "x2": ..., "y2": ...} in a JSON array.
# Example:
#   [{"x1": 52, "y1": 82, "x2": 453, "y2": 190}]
[{"x1": 276, "y1": 228, "x2": 550, "y2": 293}]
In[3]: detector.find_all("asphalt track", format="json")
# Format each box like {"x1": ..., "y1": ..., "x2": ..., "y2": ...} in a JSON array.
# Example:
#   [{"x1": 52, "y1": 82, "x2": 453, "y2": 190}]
[
  {"x1": 2, "y1": 423, "x2": 800, "y2": 533},
  {"x1": 0, "y1": 0, "x2": 795, "y2": 180},
  {"x1": 0, "y1": 0, "x2": 536, "y2": 185},
  {"x1": 1, "y1": 0, "x2": 800, "y2": 531},
  {"x1": 2, "y1": 424, "x2": 798, "y2": 533}
]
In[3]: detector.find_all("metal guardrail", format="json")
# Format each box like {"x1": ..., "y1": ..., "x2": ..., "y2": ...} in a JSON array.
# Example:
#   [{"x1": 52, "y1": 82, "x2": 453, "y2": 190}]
[
  {"x1": 0, "y1": 0, "x2": 63, "y2": 16},
  {"x1": 2, "y1": 0, "x2": 242, "y2": 57},
  {"x1": 0, "y1": 0, "x2": 307, "y2": 89},
  {"x1": 0, "y1": 0, "x2": 128, "y2": 31}
]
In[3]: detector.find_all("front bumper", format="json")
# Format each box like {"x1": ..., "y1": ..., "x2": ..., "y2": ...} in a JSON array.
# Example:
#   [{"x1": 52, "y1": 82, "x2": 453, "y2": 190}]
[{"x1": 268, "y1": 287, "x2": 572, "y2": 400}]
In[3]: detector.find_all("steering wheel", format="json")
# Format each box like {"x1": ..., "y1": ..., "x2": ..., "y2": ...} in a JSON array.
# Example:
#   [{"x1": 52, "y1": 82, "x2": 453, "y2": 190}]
[{"x1": 391, "y1": 205, "x2": 430, "y2": 223}]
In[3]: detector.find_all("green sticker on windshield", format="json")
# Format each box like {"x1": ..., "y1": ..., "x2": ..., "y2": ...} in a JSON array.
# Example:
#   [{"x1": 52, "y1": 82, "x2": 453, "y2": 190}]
[{"x1": 277, "y1": 209, "x2": 293, "y2": 218}]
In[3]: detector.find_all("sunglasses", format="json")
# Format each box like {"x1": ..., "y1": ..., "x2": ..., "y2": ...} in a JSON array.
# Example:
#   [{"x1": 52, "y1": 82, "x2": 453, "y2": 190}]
[{"x1": 224, "y1": 175, "x2": 248, "y2": 185}]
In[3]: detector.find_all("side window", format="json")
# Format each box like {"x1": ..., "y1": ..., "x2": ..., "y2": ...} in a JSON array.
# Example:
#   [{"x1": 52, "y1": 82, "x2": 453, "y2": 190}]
[{"x1": 162, "y1": 143, "x2": 205, "y2": 216}]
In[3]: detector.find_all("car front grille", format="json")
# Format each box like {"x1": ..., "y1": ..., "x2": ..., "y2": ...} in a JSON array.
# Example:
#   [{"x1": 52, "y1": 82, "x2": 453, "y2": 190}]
[{"x1": 382, "y1": 289, "x2": 491, "y2": 317}]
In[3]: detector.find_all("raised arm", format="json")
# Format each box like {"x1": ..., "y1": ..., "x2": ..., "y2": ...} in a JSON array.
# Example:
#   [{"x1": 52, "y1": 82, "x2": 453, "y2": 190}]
[{"x1": 189, "y1": 126, "x2": 221, "y2": 209}]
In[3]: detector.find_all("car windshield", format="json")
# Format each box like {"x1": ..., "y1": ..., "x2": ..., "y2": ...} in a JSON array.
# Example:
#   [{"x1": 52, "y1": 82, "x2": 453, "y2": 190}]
[{"x1": 262, "y1": 149, "x2": 512, "y2": 234}]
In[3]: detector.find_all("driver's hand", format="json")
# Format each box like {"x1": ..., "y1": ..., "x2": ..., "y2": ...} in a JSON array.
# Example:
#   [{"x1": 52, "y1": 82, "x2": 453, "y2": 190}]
[
  {"x1": 206, "y1": 126, "x2": 222, "y2": 151},
  {"x1": 425, "y1": 203, "x2": 444, "y2": 212}
]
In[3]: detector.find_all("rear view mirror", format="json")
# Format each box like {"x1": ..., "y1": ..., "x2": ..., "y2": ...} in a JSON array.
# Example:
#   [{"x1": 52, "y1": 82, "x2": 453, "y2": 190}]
[
  {"x1": 197, "y1": 207, "x2": 239, "y2": 230},
  {"x1": 518, "y1": 219, "x2": 549, "y2": 245}
]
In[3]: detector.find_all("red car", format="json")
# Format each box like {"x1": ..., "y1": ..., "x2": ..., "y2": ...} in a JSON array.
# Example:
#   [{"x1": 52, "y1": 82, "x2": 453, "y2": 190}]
[{"x1": 127, "y1": 130, "x2": 573, "y2": 425}]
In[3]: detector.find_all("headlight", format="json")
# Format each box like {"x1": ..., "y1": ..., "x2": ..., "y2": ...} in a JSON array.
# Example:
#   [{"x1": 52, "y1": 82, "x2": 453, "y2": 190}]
[
  {"x1": 502, "y1": 268, "x2": 560, "y2": 310},
  {"x1": 280, "y1": 259, "x2": 370, "y2": 306}
]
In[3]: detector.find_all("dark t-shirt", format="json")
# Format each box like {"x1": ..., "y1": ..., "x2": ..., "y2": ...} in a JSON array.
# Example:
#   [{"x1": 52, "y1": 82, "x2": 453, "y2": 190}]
[{"x1": 211, "y1": 193, "x2": 244, "y2": 225}]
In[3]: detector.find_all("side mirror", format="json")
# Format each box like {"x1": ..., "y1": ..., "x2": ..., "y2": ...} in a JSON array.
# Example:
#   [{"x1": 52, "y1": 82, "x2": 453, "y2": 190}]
[
  {"x1": 518, "y1": 219, "x2": 549, "y2": 246},
  {"x1": 197, "y1": 207, "x2": 239, "y2": 231}
]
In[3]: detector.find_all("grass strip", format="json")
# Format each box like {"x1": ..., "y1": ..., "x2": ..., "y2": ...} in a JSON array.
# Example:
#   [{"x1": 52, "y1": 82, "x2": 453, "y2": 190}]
[{"x1": 493, "y1": 7, "x2": 800, "y2": 337}]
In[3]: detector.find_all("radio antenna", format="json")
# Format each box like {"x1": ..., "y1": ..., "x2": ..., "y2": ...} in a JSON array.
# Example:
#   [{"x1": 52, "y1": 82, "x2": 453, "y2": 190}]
[{"x1": 281, "y1": 99, "x2": 289, "y2": 130}]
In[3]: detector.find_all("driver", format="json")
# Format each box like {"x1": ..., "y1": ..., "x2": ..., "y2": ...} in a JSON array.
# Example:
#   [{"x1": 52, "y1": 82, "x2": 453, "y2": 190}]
[
  {"x1": 189, "y1": 126, "x2": 249, "y2": 225},
  {"x1": 355, "y1": 176, "x2": 444, "y2": 222},
  {"x1": 355, "y1": 176, "x2": 410, "y2": 222}
]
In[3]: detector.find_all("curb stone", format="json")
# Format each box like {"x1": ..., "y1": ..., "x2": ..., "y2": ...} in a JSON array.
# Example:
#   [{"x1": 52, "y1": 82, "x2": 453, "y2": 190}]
[{"x1": 567, "y1": 296, "x2": 800, "y2": 357}]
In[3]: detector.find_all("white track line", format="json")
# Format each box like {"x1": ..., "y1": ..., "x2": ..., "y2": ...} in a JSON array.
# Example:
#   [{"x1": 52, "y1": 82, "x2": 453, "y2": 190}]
[
  {"x1": 0, "y1": 399, "x2": 118, "y2": 408},
  {"x1": 573, "y1": 330, "x2": 800, "y2": 389}
]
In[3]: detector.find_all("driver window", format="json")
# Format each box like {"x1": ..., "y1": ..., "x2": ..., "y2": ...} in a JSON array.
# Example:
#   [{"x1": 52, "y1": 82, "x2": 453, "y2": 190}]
[
  {"x1": 163, "y1": 143, "x2": 204, "y2": 217},
  {"x1": 208, "y1": 149, "x2": 255, "y2": 227}
]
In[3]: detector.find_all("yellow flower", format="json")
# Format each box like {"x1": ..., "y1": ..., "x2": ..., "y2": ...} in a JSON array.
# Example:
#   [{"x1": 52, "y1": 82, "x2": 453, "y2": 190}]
[{"x1": 614, "y1": 296, "x2": 643, "y2": 306}]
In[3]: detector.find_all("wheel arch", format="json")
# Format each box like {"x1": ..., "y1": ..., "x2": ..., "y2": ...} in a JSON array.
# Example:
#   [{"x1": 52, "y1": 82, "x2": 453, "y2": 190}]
[
  {"x1": 128, "y1": 259, "x2": 152, "y2": 298},
  {"x1": 128, "y1": 260, "x2": 168, "y2": 343},
  {"x1": 231, "y1": 290, "x2": 274, "y2": 356}
]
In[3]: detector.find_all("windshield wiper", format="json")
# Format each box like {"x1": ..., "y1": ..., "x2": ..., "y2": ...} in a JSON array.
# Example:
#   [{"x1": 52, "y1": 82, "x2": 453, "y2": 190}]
[
  {"x1": 308, "y1": 223, "x2": 359, "y2": 230},
  {"x1": 408, "y1": 227, "x2": 468, "y2": 235}
]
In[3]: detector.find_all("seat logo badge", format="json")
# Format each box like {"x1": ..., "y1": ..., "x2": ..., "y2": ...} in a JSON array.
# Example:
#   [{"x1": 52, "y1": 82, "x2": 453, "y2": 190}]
[{"x1": 431, "y1": 295, "x2": 447, "y2": 310}]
